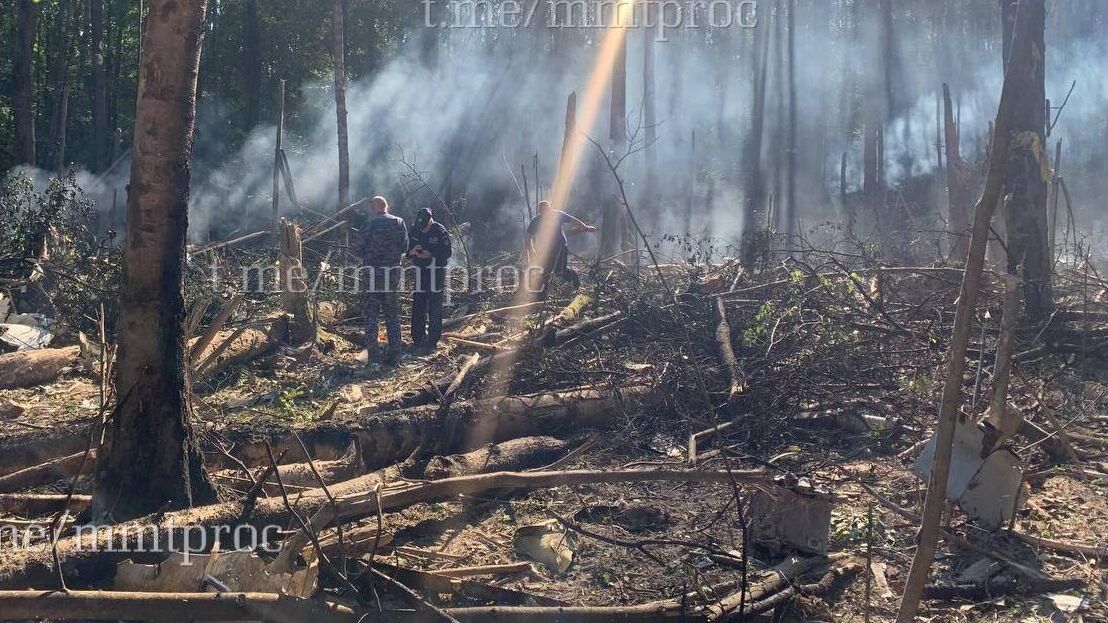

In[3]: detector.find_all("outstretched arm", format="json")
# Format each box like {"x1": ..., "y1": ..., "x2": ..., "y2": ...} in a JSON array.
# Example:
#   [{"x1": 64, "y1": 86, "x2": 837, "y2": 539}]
[{"x1": 563, "y1": 212, "x2": 596, "y2": 233}]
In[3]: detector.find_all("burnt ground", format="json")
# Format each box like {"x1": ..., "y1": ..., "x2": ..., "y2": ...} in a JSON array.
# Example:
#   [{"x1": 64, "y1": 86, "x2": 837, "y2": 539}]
[{"x1": 2, "y1": 249, "x2": 1108, "y2": 622}]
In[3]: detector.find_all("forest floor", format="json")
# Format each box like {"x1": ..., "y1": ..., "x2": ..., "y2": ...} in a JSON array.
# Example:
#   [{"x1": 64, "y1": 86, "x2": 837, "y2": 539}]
[{"x1": 2, "y1": 248, "x2": 1108, "y2": 622}]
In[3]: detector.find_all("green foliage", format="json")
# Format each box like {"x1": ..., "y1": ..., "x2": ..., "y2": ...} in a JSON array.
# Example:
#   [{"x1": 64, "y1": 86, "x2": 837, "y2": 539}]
[
  {"x1": 0, "y1": 172, "x2": 120, "y2": 336},
  {"x1": 830, "y1": 508, "x2": 888, "y2": 546}
]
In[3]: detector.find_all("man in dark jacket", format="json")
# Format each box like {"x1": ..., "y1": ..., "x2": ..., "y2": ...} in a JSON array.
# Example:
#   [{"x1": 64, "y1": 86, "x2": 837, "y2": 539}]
[
  {"x1": 526, "y1": 200, "x2": 595, "y2": 294},
  {"x1": 356, "y1": 195, "x2": 408, "y2": 365},
  {"x1": 407, "y1": 207, "x2": 451, "y2": 352}
]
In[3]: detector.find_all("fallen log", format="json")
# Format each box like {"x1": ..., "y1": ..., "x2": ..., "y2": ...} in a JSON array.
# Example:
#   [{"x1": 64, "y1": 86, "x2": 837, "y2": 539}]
[
  {"x1": 431, "y1": 561, "x2": 532, "y2": 579},
  {"x1": 213, "y1": 440, "x2": 363, "y2": 494},
  {"x1": 1011, "y1": 530, "x2": 1108, "y2": 558},
  {"x1": 0, "y1": 493, "x2": 90, "y2": 517},
  {"x1": 423, "y1": 436, "x2": 571, "y2": 480},
  {"x1": 0, "y1": 437, "x2": 584, "y2": 589},
  {"x1": 195, "y1": 316, "x2": 289, "y2": 380},
  {"x1": 0, "y1": 450, "x2": 94, "y2": 494},
  {"x1": 922, "y1": 577, "x2": 1083, "y2": 601},
  {"x1": 220, "y1": 384, "x2": 648, "y2": 471},
  {"x1": 0, "y1": 589, "x2": 723, "y2": 623},
  {"x1": 706, "y1": 554, "x2": 835, "y2": 621},
  {"x1": 0, "y1": 590, "x2": 359, "y2": 623},
  {"x1": 444, "y1": 603, "x2": 702, "y2": 622},
  {"x1": 0, "y1": 424, "x2": 91, "y2": 479},
  {"x1": 441, "y1": 302, "x2": 544, "y2": 330},
  {"x1": 0, "y1": 346, "x2": 80, "y2": 390}
]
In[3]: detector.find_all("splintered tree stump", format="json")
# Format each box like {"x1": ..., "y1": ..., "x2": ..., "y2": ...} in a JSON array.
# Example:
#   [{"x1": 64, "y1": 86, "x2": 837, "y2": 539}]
[
  {"x1": 0, "y1": 346, "x2": 80, "y2": 390},
  {"x1": 278, "y1": 218, "x2": 316, "y2": 345}
]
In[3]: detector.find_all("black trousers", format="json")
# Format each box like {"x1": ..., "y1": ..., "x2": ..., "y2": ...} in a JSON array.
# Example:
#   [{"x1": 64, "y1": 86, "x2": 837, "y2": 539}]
[
  {"x1": 546, "y1": 245, "x2": 580, "y2": 289},
  {"x1": 411, "y1": 268, "x2": 445, "y2": 346}
]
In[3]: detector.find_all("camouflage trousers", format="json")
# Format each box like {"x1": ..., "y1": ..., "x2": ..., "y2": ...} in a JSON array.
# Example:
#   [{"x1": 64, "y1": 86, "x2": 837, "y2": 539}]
[{"x1": 364, "y1": 289, "x2": 402, "y2": 358}]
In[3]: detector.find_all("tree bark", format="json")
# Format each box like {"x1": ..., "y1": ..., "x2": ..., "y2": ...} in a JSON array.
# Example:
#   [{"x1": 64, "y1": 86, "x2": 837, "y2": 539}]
[
  {"x1": 740, "y1": 3, "x2": 771, "y2": 265},
  {"x1": 0, "y1": 346, "x2": 81, "y2": 390},
  {"x1": 998, "y1": 0, "x2": 1052, "y2": 320},
  {"x1": 12, "y1": 0, "x2": 38, "y2": 166},
  {"x1": 89, "y1": 0, "x2": 108, "y2": 171},
  {"x1": 784, "y1": 0, "x2": 798, "y2": 252},
  {"x1": 642, "y1": 5, "x2": 657, "y2": 222},
  {"x1": 943, "y1": 83, "x2": 972, "y2": 261},
  {"x1": 600, "y1": 24, "x2": 628, "y2": 258},
  {"x1": 243, "y1": 0, "x2": 261, "y2": 128},
  {"x1": 331, "y1": 0, "x2": 350, "y2": 211},
  {"x1": 278, "y1": 219, "x2": 316, "y2": 344},
  {"x1": 49, "y1": 0, "x2": 77, "y2": 173},
  {"x1": 91, "y1": 0, "x2": 215, "y2": 522}
]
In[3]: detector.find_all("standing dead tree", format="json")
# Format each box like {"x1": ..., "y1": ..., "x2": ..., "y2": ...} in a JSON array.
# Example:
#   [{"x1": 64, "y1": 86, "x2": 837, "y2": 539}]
[
  {"x1": 943, "y1": 83, "x2": 973, "y2": 262},
  {"x1": 999, "y1": 0, "x2": 1052, "y2": 320},
  {"x1": 895, "y1": 1, "x2": 1046, "y2": 619},
  {"x1": 91, "y1": 0, "x2": 216, "y2": 522}
]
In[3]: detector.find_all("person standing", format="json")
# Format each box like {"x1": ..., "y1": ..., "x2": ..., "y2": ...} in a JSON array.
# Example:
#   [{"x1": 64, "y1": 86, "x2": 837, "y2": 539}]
[
  {"x1": 407, "y1": 207, "x2": 452, "y2": 352},
  {"x1": 526, "y1": 200, "x2": 595, "y2": 293},
  {"x1": 357, "y1": 196, "x2": 408, "y2": 365}
]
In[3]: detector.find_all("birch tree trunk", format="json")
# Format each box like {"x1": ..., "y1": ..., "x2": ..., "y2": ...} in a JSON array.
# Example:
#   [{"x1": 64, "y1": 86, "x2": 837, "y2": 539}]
[{"x1": 91, "y1": 0, "x2": 215, "y2": 522}]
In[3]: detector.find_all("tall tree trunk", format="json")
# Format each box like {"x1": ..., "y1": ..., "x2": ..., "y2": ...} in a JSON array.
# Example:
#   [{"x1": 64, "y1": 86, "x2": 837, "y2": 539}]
[
  {"x1": 600, "y1": 30, "x2": 628, "y2": 258},
  {"x1": 107, "y1": 0, "x2": 125, "y2": 164},
  {"x1": 999, "y1": 0, "x2": 1052, "y2": 320},
  {"x1": 943, "y1": 83, "x2": 972, "y2": 262},
  {"x1": 50, "y1": 0, "x2": 78, "y2": 173},
  {"x1": 862, "y1": 0, "x2": 890, "y2": 249},
  {"x1": 740, "y1": 1, "x2": 771, "y2": 265},
  {"x1": 332, "y1": 0, "x2": 350, "y2": 211},
  {"x1": 90, "y1": 0, "x2": 108, "y2": 171},
  {"x1": 243, "y1": 0, "x2": 261, "y2": 128},
  {"x1": 770, "y1": 0, "x2": 784, "y2": 231},
  {"x1": 91, "y1": 0, "x2": 215, "y2": 523},
  {"x1": 12, "y1": 0, "x2": 38, "y2": 166},
  {"x1": 642, "y1": 3, "x2": 657, "y2": 222},
  {"x1": 558, "y1": 91, "x2": 577, "y2": 185},
  {"x1": 785, "y1": 0, "x2": 798, "y2": 253}
]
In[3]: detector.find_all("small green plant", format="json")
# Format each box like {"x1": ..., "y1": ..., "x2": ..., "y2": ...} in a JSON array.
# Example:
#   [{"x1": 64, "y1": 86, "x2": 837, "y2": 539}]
[
  {"x1": 274, "y1": 387, "x2": 309, "y2": 421},
  {"x1": 830, "y1": 509, "x2": 888, "y2": 545}
]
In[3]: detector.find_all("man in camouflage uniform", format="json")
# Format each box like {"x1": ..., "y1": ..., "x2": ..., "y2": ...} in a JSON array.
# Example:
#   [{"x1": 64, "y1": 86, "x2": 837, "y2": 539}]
[{"x1": 356, "y1": 196, "x2": 408, "y2": 365}]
